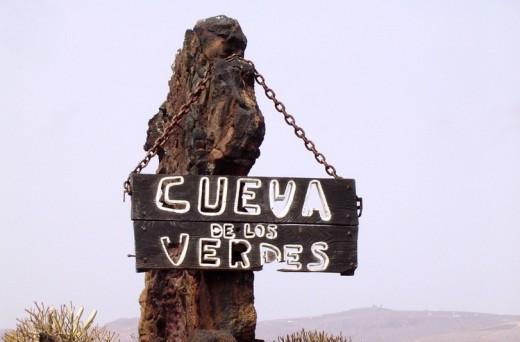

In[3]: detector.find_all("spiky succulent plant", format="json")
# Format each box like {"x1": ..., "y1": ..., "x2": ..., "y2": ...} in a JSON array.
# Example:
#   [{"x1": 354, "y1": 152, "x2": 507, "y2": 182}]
[
  {"x1": 276, "y1": 329, "x2": 351, "y2": 342},
  {"x1": 2, "y1": 302, "x2": 118, "y2": 342}
]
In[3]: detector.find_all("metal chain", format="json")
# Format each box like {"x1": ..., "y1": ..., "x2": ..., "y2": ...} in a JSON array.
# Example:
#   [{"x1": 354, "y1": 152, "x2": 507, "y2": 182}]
[
  {"x1": 123, "y1": 63, "x2": 213, "y2": 199},
  {"x1": 226, "y1": 54, "x2": 340, "y2": 179},
  {"x1": 124, "y1": 55, "x2": 342, "y2": 199}
]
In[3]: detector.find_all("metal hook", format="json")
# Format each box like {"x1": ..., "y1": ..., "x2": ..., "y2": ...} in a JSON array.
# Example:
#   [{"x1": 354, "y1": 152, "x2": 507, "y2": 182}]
[{"x1": 357, "y1": 197, "x2": 363, "y2": 217}]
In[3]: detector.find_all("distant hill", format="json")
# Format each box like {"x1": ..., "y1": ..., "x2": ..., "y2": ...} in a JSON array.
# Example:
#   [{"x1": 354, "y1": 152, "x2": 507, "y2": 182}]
[
  {"x1": 104, "y1": 318, "x2": 138, "y2": 342},
  {"x1": 4, "y1": 308, "x2": 520, "y2": 341},
  {"x1": 257, "y1": 307, "x2": 520, "y2": 342}
]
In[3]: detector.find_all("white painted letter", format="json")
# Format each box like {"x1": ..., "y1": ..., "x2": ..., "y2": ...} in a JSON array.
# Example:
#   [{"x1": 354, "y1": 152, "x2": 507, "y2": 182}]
[
  {"x1": 198, "y1": 177, "x2": 228, "y2": 216},
  {"x1": 266, "y1": 224, "x2": 278, "y2": 240},
  {"x1": 302, "y1": 180, "x2": 331, "y2": 221},
  {"x1": 243, "y1": 223, "x2": 255, "y2": 238},
  {"x1": 210, "y1": 223, "x2": 223, "y2": 238},
  {"x1": 254, "y1": 224, "x2": 266, "y2": 238},
  {"x1": 282, "y1": 244, "x2": 303, "y2": 271},
  {"x1": 307, "y1": 242, "x2": 330, "y2": 271},
  {"x1": 160, "y1": 234, "x2": 190, "y2": 266},
  {"x1": 269, "y1": 180, "x2": 296, "y2": 218},
  {"x1": 229, "y1": 239, "x2": 252, "y2": 269},
  {"x1": 235, "y1": 178, "x2": 262, "y2": 215},
  {"x1": 199, "y1": 238, "x2": 221, "y2": 267},
  {"x1": 259, "y1": 243, "x2": 282, "y2": 265},
  {"x1": 156, "y1": 176, "x2": 190, "y2": 213},
  {"x1": 223, "y1": 223, "x2": 236, "y2": 239}
]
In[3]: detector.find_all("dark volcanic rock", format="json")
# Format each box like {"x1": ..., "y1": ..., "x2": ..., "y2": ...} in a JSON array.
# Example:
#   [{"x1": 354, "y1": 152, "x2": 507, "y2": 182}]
[
  {"x1": 189, "y1": 329, "x2": 237, "y2": 342},
  {"x1": 138, "y1": 15, "x2": 264, "y2": 342}
]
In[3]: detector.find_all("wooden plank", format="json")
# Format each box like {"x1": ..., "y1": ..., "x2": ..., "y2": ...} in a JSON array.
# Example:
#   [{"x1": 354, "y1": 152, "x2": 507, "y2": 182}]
[
  {"x1": 133, "y1": 221, "x2": 358, "y2": 275},
  {"x1": 131, "y1": 174, "x2": 358, "y2": 226}
]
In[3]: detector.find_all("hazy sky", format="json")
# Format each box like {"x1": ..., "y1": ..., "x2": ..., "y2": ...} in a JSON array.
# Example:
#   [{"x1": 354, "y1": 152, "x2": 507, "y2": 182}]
[{"x1": 1, "y1": 0, "x2": 519, "y2": 329}]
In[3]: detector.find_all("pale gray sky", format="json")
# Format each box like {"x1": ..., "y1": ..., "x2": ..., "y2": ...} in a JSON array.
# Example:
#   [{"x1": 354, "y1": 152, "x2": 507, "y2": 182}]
[{"x1": 0, "y1": 0, "x2": 519, "y2": 328}]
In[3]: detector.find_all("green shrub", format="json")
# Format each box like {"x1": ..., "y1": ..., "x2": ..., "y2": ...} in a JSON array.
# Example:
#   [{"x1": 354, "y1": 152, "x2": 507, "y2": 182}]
[
  {"x1": 2, "y1": 302, "x2": 118, "y2": 342},
  {"x1": 276, "y1": 329, "x2": 351, "y2": 342}
]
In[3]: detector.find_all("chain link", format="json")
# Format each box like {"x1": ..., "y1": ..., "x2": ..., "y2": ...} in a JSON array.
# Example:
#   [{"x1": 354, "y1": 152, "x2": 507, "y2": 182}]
[
  {"x1": 124, "y1": 55, "x2": 342, "y2": 199},
  {"x1": 123, "y1": 64, "x2": 213, "y2": 199},
  {"x1": 226, "y1": 54, "x2": 340, "y2": 179}
]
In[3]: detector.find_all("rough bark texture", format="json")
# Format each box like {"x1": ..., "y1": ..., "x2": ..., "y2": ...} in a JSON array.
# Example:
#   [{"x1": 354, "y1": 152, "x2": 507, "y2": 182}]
[{"x1": 138, "y1": 16, "x2": 265, "y2": 342}]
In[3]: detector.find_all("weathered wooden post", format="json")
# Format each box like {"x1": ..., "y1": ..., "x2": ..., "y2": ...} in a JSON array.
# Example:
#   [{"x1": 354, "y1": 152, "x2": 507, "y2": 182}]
[
  {"x1": 125, "y1": 14, "x2": 361, "y2": 342},
  {"x1": 137, "y1": 16, "x2": 264, "y2": 341}
]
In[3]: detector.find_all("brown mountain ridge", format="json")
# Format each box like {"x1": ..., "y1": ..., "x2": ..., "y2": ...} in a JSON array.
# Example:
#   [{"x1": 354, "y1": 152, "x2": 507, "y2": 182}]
[
  {"x1": 104, "y1": 307, "x2": 520, "y2": 342},
  {"x1": 3, "y1": 307, "x2": 520, "y2": 341}
]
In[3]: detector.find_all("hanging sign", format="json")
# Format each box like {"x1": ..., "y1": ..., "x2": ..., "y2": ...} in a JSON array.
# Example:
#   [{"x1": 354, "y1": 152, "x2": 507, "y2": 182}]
[{"x1": 130, "y1": 174, "x2": 360, "y2": 275}]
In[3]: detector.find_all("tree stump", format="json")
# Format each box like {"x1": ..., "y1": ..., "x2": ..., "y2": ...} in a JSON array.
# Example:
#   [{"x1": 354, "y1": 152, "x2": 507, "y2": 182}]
[{"x1": 138, "y1": 16, "x2": 265, "y2": 342}]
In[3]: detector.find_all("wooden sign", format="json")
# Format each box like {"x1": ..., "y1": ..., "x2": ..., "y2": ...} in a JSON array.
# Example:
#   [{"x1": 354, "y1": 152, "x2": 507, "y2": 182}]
[{"x1": 130, "y1": 174, "x2": 360, "y2": 275}]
